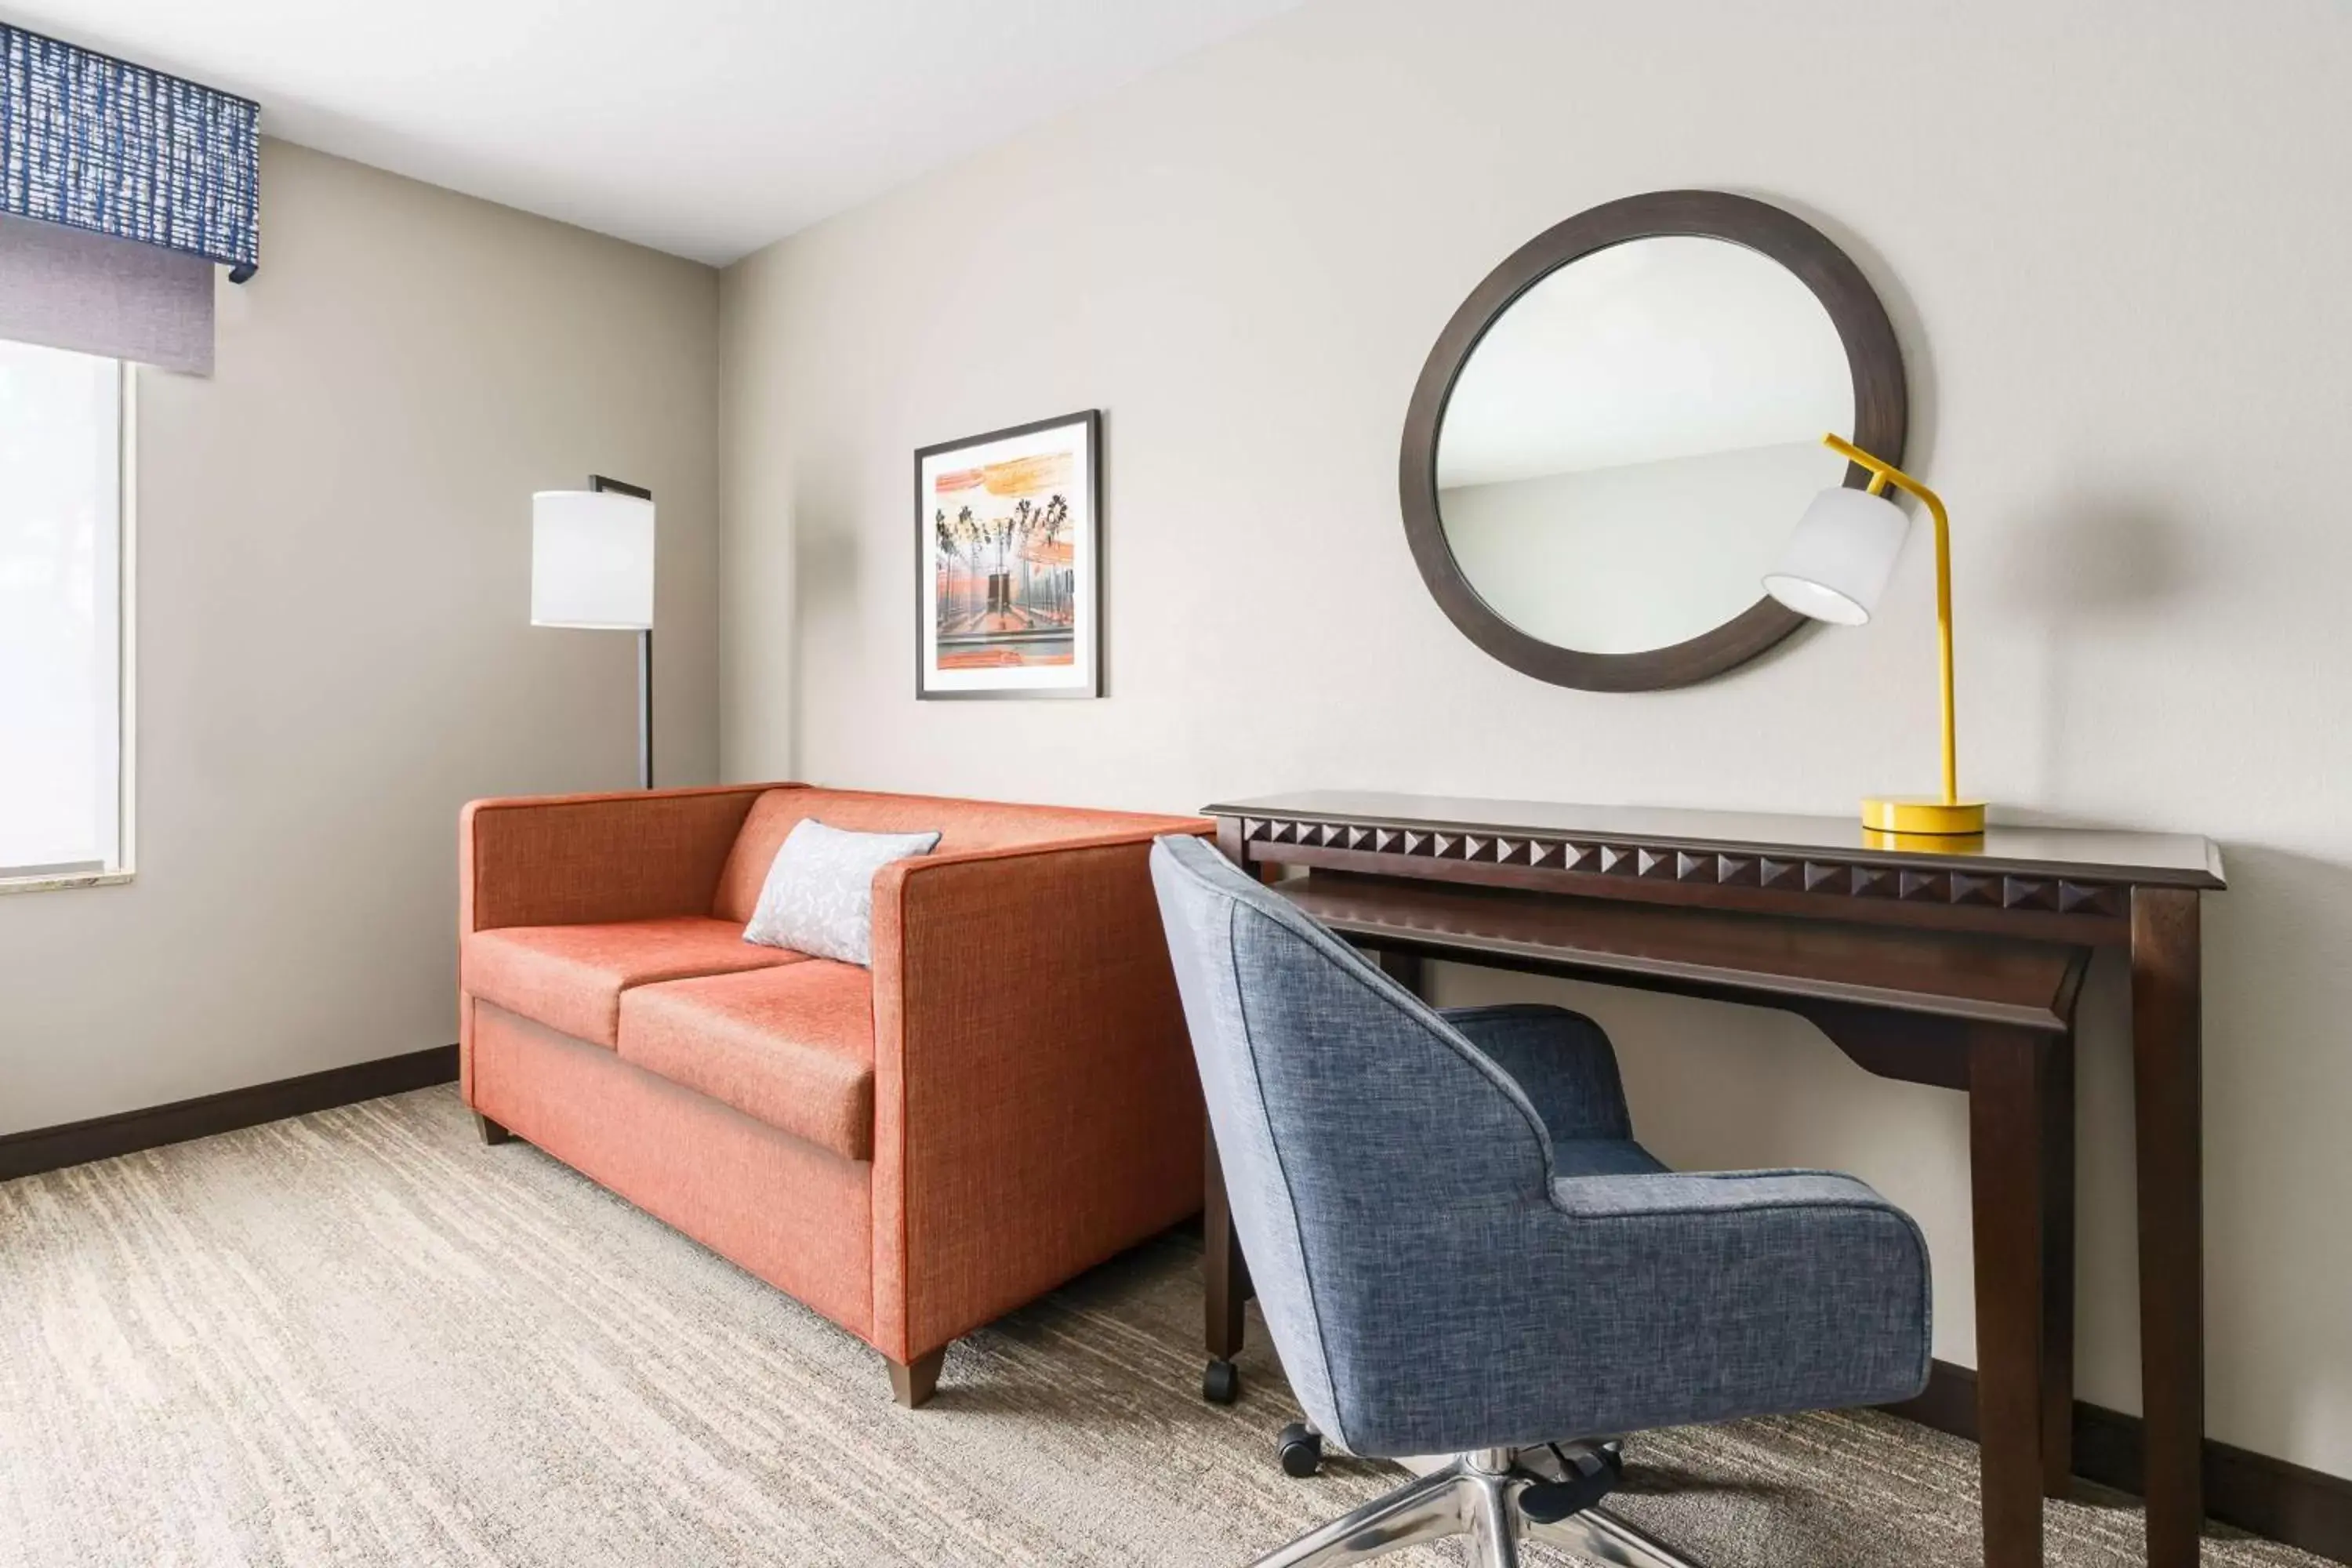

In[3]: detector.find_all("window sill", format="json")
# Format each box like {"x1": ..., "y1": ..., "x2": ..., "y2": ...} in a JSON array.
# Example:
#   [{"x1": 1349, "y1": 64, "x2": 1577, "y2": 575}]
[{"x1": 0, "y1": 868, "x2": 135, "y2": 896}]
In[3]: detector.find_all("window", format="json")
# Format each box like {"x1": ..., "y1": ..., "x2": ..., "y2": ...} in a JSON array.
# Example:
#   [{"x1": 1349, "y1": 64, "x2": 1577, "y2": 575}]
[{"x1": 0, "y1": 339, "x2": 128, "y2": 884}]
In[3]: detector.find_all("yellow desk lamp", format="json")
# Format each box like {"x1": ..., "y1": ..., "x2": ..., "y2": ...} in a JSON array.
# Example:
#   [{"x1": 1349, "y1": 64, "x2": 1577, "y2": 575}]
[{"x1": 1763, "y1": 433, "x2": 1987, "y2": 837}]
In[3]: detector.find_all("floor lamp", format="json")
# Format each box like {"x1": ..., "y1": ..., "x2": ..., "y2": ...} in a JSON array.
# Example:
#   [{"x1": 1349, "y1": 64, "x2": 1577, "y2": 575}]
[{"x1": 532, "y1": 476, "x2": 657, "y2": 789}]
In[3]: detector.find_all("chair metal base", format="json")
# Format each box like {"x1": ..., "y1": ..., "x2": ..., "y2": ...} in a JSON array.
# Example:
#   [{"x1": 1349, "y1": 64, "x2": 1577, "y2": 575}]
[{"x1": 1250, "y1": 1448, "x2": 1702, "y2": 1568}]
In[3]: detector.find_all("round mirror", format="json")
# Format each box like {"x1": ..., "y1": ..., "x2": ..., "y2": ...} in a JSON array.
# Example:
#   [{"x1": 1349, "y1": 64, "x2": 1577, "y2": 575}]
[{"x1": 1401, "y1": 191, "x2": 1905, "y2": 691}]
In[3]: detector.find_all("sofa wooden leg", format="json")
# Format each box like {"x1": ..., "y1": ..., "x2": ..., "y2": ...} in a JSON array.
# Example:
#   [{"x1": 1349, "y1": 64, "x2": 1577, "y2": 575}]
[
  {"x1": 888, "y1": 1348, "x2": 947, "y2": 1409},
  {"x1": 475, "y1": 1112, "x2": 514, "y2": 1146}
]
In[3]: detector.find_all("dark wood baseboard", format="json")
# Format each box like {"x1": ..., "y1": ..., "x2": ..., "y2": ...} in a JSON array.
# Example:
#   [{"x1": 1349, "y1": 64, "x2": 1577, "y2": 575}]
[
  {"x1": 1888, "y1": 1359, "x2": 2352, "y2": 1563},
  {"x1": 0, "y1": 1045, "x2": 459, "y2": 1182}
]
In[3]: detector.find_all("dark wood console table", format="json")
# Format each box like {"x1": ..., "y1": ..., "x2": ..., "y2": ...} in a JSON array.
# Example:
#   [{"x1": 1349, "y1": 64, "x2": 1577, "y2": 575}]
[{"x1": 1200, "y1": 791, "x2": 2223, "y2": 1568}]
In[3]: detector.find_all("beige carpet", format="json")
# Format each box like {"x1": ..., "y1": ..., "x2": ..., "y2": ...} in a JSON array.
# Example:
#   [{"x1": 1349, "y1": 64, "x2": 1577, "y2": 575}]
[{"x1": 0, "y1": 1087, "x2": 2329, "y2": 1568}]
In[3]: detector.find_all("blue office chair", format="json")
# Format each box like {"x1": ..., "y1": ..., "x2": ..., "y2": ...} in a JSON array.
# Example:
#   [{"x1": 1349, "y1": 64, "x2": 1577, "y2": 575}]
[{"x1": 1149, "y1": 834, "x2": 1933, "y2": 1568}]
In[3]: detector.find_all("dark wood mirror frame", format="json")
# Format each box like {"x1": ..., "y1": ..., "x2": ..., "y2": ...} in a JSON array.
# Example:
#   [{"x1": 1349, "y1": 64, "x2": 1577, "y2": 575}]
[{"x1": 1399, "y1": 189, "x2": 1908, "y2": 692}]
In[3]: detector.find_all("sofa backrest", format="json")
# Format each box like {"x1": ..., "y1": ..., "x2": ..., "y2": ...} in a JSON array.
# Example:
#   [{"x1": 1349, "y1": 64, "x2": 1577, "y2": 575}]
[{"x1": 711, "y1": 786, "x2": 1196, "y2": 924}]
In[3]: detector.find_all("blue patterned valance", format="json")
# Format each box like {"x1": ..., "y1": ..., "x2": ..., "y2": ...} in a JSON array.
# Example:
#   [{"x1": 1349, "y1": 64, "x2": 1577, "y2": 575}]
[{"x1": 0, "y1": 24, "x2": 260, "y2": 279}]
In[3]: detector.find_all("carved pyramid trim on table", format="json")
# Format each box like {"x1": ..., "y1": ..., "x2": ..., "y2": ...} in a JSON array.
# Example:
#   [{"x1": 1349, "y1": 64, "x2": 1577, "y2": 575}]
[{"x1": 1230, "y1": 816, "x2": 2121, "y2": 920}]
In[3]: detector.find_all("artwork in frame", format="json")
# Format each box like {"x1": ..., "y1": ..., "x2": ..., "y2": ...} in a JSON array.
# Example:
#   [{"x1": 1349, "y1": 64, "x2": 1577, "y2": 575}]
[{"x1": 916, "y1": 409, "x2": 1102, "y2": 700}]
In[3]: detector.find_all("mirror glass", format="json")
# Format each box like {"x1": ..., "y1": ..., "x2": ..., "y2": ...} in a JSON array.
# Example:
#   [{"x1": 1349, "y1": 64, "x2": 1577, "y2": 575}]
[{"x1": 1434, "y1": 235, "x2": 1853, "y2": 655}]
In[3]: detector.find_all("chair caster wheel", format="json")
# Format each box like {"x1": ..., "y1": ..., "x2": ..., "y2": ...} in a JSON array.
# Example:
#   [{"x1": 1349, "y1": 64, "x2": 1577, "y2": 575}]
[
  {"x1": 1278, "y1": 1422, "x2": 1323, "y2": 1477},
  {"x1": 1203, "y1": 1359, "x2": 1240, "y2": 1404}
]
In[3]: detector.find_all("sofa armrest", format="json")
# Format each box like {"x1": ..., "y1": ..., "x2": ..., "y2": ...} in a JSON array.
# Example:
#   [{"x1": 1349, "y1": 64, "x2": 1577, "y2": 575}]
[
  {"x1": 460, "y1": 782, "x2": 786, "y2": 934},
  {"x1": 866, "y1": 823, "x2": 1213, "y2": 1361}
]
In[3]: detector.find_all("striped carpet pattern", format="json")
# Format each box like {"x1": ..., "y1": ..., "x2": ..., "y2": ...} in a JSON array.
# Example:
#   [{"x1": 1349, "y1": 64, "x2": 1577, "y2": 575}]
[{"x1": 0, "y1": 1087, "x2": 2327, "y2": 1567}]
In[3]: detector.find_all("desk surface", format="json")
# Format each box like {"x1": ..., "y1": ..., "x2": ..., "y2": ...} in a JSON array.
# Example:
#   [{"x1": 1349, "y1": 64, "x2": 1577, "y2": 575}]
[{"x1": 1207, "y1": 790, "x2": 2224, "y2": 889}]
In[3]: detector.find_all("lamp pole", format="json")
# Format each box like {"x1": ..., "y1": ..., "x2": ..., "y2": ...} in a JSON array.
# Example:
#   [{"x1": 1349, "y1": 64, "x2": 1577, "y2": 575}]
[
  {"x1": 589, "y1": 474, "x2": 655, "y2": 789},
  {"x1": 1764, "y1": 436, "x2": 1986, "y2": 836},
  {"x1": 1826, "y1": 436, "x2": 1957, "y2": 804}
]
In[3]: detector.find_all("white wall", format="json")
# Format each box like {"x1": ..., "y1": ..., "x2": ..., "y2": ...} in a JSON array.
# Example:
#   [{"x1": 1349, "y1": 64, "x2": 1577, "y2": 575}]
[
  {"x1": 0, "y1": 140, "x2": 720, "y2": 1134},
  {"x1": 717, "y1": 0, "x2": 2352, "y2": 1476}
]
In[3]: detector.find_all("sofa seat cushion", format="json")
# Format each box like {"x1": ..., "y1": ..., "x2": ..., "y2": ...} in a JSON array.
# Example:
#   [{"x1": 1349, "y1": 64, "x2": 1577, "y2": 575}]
[
  {"x1": 464, "y1": 916, "x2": 804, "y2": 1047},
  {"x1": 617, "y1": 961, "x2": 876, "y2": 1161}
]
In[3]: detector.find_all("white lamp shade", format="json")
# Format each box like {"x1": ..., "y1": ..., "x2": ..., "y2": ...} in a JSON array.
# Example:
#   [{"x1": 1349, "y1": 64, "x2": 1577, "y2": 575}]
[
  {"x1": 1762, "y1": 485, "x2": 1910, "y2": 626},
  {"x1": 532, "y1": 490, "x2": 655, "y2": 630}
]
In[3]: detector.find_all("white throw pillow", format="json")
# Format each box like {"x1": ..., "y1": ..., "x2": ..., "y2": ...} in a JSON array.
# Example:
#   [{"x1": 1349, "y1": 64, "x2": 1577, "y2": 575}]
[{"x1": 742, "y1": 818, "x2": 942, "y2": 966}]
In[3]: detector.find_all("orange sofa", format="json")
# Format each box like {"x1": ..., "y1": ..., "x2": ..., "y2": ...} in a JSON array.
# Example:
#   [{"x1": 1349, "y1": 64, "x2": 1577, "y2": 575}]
[{"x1": 459, "y1": 782, "x2": 1210, "y2": 1404}]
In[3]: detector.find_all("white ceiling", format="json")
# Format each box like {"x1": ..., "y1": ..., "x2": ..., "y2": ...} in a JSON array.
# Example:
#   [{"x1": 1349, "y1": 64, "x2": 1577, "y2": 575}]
[{"x1": 13, "y1": 0, "x2": 1305, "y2": 265}]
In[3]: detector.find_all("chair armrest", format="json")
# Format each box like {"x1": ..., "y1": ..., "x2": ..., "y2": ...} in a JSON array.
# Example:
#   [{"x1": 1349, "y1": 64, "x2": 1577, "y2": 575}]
[
  {"x1": 1547, "y1": 1167, "x2": 1911, "y2": 1220},
  {"x1": 460, "y1": 783, "x2": 782, "y2": 932},
  {"x1": 1322, "y1": 1167, "x2": 1932, "y2": 1454},
  {"x1": 866, "y1": 823, "x2": 1212, "y2": 1361},
  {"x1": 1441, "y1": 1004, "x2": 1632, "y2": 1145},
  {"x1": 1540, "y1": 1167, "x2": 1933, "y2": 1415}
]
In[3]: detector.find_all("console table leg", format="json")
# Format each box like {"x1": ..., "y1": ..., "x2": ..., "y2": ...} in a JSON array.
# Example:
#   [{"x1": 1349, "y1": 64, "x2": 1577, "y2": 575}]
[
  {"x1": 2042, "y1": 1034, "x2": 2077, "y2": 1497},
  {"x1": 1969, "y1": 1029, "x2": 2048, "y2": 1568},
  {"x1": 1204, "y1": 1123, "x2": 1250, "y2": 1363},
  {"x1": 1375, "y1": 948, "x2": 1427, "y2": 999},
  {"x1": 2132, "y1": 888, "x2": 2205, "y2": 1566},
  {"x1": 1205, "y1": 819, "x2": 1258, "y2": 1396}
]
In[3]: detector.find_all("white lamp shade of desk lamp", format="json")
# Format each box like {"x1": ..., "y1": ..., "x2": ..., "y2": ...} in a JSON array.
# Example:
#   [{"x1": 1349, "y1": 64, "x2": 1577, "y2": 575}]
[
  {"x1": 532, "y1": 490, "x2": 655, "y2": 630},
  {"x1": 1762, "y1": 485, "x2": 1911, "y2": 626}
]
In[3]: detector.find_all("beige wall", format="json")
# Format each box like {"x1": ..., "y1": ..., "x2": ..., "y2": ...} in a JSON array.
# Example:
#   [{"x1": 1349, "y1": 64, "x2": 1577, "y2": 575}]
[
  {"x1": 0, "y1": 140, "x2": 720, "y2": 1134},
  {"x1": 718, "y1": 0, "x2": 2352, "y2": 1476}
]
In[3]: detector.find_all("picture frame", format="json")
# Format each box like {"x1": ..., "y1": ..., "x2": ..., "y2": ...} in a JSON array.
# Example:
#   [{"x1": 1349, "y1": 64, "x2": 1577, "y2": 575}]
[{"x1": 915, "y1": 408, "x2": 1102, "y2": 700}]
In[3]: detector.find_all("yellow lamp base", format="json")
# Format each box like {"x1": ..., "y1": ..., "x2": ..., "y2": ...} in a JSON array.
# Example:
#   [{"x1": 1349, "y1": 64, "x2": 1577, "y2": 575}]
[{"x1": 1862, "y1": 796, "x2": 1987, "y2": 836}]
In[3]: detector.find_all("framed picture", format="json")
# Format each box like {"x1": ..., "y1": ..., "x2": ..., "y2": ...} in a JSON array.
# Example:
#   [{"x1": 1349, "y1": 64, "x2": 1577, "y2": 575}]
[{"x1": 916, "y1": 409, "x2": 1101, "y2": 700}]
